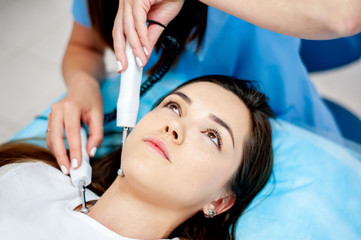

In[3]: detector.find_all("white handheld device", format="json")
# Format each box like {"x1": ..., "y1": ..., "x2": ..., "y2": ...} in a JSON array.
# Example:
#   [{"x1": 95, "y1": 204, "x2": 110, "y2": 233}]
[
  {"x1": 117, "y1": 41, "x2": 143, "y2": 144},
  {"x1": 70, "y1": 127, "x2": 92, "y2": 213},
  {"x1": 116, "y1": 41, "x2": 143, "y2": 177}
]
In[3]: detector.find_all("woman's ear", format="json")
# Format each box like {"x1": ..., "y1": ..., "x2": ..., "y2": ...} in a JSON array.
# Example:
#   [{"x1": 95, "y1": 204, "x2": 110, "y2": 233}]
[{"x1": 203, "y1": 192, "x2": 236, "y2": 217}]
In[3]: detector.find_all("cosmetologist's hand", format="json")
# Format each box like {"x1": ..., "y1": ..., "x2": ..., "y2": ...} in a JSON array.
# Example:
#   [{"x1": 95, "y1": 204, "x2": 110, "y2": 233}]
[
  {"x1": 113, "y1": 0, "x2": 184, "y2": 72},
  {"x1": 46, "y1": 74, "x2": 104, "y2": 174}
]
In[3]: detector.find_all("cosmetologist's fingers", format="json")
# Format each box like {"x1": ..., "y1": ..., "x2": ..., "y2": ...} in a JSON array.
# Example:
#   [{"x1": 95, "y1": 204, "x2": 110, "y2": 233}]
[
  {"x1": 132, "y1": 0, "x2": 151, "y2": 57},
  {"x1": 123, "y1": 1, "x2": 148, "y2": 68},
  {"x1": 113, "y1": 1, "x2": 128, "y2": 72},
  {"x1": 46, "y1": 112, "x2": 53, "y2": 150},
  {"x1": 63, "y1": 103, "x2": 82, "y2": 169},
  {"x1": 49, "y1": 103, "x2": 70, "y2": 174},
  {"x1": 86, "y1": 109, "x2": 104, "y2": 158}
]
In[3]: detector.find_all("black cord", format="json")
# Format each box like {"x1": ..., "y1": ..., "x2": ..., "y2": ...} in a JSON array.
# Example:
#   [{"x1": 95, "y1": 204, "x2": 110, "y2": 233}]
[
  {"x1": 104, "y1": 109, "x2": 117, "y2": 124},
  {"x1": 139, "y1": 35, "x2": 180, "y2": 96},
  {"x1": 103, "y1": 19, "x2": 180, "y2": 125}
]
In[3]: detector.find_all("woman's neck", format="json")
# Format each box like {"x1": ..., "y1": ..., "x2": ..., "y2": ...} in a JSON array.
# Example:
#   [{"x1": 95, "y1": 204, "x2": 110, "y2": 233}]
[{"x1": 86, "y1": 176, "x2": 188, "y2": 239}]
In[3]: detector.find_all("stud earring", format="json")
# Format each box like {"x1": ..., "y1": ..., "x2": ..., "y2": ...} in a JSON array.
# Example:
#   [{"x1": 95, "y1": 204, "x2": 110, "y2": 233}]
[
  {"x1": 209, "y1": 209, "x2": 215, "y2": 218},
  {"x1": 117, "y1": 168, "x2": 124, "y2": 177},
  {"x1": 204, "y1": 209, "x2": 215, "y2": 218}
]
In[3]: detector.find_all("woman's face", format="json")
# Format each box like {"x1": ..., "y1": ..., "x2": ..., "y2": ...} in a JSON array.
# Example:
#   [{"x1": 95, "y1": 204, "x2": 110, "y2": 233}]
[{"x1": 122, "y1": 81, "x2": 251, "y2": 212}]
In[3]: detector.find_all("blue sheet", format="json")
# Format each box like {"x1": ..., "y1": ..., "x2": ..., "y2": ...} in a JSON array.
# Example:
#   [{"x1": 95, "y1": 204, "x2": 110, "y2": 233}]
[{"x1": 12, "y1": 74, "x2": 361, "y2": 239}]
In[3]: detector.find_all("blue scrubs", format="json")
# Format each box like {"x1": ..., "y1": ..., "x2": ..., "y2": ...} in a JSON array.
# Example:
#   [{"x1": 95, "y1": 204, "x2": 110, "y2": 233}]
[{"x1": 72, "y1": 0, "x2": 341, "y2": 138}]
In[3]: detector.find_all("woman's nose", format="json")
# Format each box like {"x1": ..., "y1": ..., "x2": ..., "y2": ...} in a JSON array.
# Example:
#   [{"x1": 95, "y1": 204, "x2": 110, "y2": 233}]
[{"x1": 163, "y1": 120, "x2": 184, "y2": 144}]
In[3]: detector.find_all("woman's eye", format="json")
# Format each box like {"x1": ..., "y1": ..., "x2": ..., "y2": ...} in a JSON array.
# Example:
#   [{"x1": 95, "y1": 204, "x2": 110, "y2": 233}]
[
  {"x1": 167, "y1": 103, "x2": 180, "y2": 116},
  {"x1": 202, "y1": 128, "x2": 223, "y2": 150},
  {"x1": 206, "y1": 131, "x2": 219, "y2": 146}
]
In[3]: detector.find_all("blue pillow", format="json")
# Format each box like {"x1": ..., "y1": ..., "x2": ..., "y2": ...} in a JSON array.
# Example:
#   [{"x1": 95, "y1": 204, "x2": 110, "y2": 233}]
[{"x1": 236, "y1": 121, "x2": 361, "y2": 239}]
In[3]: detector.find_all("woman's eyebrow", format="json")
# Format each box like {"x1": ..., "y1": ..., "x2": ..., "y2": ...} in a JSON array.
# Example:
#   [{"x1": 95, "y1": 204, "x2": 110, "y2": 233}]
[
  {"x1": 209, "y1": 114, "x2": 235, "y2": 148},
  {"x1": 171, "y1": 91, "x2": 192, "y2": 104}
]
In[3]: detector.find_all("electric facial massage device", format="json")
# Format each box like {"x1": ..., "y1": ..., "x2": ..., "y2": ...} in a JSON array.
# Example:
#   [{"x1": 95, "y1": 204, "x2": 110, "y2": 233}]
[
  {"x1": 117, "y1": 40, "x2": 143, "y2": 176},
  {"x1": 117, "y1": 41, "x2": 143, "y2": 146},
  {"x1": 69, "y1": 127, "x2": 92, "y2": 213},
  {"x1": 69, "y1": 41, "x2": 143, "y2": 213}
]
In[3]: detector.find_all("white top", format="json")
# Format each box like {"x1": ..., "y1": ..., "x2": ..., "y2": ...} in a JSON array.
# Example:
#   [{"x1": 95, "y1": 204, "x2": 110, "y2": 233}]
[{"x1": 0, "y1": 162, "x2": 176, "y2": 240}]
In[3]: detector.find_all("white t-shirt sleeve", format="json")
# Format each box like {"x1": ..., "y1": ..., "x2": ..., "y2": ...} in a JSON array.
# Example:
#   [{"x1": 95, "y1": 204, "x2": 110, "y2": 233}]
[{"x1": 0, "y1": 162, "x2": 177, "y2": 240}]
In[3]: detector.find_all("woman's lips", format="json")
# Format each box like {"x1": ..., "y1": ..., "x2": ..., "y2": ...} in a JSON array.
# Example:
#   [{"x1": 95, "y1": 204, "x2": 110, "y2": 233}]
[{"x1": 144, "y1": 137, "x2": 170, "y2": 162}]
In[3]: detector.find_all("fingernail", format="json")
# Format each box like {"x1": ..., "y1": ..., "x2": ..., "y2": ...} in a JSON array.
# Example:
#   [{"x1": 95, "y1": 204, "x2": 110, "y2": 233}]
[
  {"x1": 143, "y1": 46, "x2": 149, "y2": 56},
  {"x1": 90, "y1": 147, "x2": 97, "y2": 157},
  {"x1": 71, "y1": 158, "x2": 79, "y2": 168},
  {"x1": 135, "y1": 57, "x2": 143, "y2": 67},
  {"x1": 60, "y1": 165, "x2": 69, "y2": 175},
  {"x1": 117, "y1": 60, "x2": 123, "y2": 72}
]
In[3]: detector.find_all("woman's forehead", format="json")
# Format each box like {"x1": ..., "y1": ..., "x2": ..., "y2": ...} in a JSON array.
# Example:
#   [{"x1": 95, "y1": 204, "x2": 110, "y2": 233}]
[
  {"x1": 176, "y1": 81, "x2": 228, "y2": 97},
  {"x1": 176, "y1": 82, "x2": 243, "y2": 111}
]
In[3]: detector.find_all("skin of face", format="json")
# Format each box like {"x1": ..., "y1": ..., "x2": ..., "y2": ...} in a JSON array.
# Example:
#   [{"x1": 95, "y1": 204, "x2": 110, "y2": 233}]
[{"x1": 121, "y1": 81, "x2": 251, "y2": 214}]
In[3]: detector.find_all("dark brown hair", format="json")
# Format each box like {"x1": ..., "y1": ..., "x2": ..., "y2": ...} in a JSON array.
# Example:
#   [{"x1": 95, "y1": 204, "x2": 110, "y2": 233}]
[
  {"x1": 86, "y1": 0, "x2": 208, "y2": 74},
  {"x1": 0, "y1": 75, "x2": 274, "y2": 240}
]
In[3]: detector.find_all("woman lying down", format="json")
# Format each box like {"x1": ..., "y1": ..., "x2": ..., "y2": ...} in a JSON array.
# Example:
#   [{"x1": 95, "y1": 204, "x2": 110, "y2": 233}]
[{"x1": 0, "y1": 75, "x2": 274, "y2": 240}]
